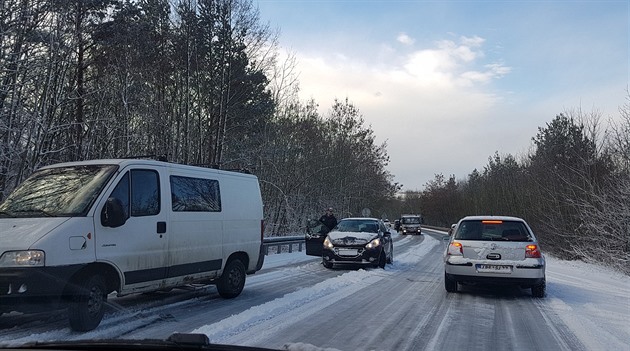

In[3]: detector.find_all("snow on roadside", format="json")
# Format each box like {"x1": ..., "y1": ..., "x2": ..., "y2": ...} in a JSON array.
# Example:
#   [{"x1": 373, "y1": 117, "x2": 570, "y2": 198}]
[
  {"x1": 192, "y1": 235, "x2": 440, "y2": 345},
  {"x1": 542, "y1": 256, "x2": 630, "y2": 350}
]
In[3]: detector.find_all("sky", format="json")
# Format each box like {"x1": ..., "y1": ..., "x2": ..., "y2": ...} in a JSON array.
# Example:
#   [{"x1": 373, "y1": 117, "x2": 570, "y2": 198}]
[{"x1": 254, "y1": 0, "x2": 629, "y2": 191}]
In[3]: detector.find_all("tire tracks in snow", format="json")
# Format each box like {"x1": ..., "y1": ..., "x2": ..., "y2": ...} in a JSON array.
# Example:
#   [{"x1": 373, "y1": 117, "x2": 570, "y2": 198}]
[{"x1": 191, "y1": 236, "x2": 440, "y2": 346}]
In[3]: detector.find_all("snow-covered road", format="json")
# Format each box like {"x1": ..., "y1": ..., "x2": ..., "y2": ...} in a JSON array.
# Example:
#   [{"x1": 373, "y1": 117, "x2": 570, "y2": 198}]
[{"x1": 1, "y1": 230, "x2": 628, "y2": 351}]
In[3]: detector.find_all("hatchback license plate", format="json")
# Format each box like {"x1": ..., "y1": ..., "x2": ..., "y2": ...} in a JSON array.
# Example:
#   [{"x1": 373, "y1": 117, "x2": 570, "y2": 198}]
[
  {"x1": 338, "y1": 248, "x2": 359, "y2": 256},
  {"x1": 476, "y1": 264, "x2": 512, "y2": 274}
]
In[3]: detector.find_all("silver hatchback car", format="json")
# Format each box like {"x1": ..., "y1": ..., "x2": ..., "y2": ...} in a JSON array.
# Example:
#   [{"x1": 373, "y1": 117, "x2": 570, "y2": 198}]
[{"x1": 444, "y1": 216, "x2": 546, "y2": 297}]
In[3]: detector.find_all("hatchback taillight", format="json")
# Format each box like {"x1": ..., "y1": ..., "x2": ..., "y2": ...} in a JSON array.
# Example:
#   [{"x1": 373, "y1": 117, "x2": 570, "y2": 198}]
[
  {"x1": 525, "y1": 244, "x2": 541, "y2": 258},
  {"x1": 448, "y1": 242, "x2": 463, "y2": 256}
]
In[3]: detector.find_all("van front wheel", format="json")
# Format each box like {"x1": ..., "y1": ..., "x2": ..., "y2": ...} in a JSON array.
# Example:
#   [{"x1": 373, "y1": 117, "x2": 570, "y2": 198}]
[
  {"x1": 68, "y1": 275, "x2": 107, "y2": 331},
  {"x1": 217, "y1": 259, "x2": 246, "y2": 298}
]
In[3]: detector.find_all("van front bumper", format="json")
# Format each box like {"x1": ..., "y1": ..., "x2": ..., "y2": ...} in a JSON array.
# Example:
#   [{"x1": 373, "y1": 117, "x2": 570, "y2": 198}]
[
  {"x1": 0, "y1": 265, "x2": 84, "y2": 313},
  {"x1": 401, "y1": 226, "x2": 422, "y2": 234}
]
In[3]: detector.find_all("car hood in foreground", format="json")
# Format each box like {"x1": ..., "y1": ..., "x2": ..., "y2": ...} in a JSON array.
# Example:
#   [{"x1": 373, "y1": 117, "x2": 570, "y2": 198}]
[{"x1": 327, "y1": 231, "x2": 378, "y2": 246}]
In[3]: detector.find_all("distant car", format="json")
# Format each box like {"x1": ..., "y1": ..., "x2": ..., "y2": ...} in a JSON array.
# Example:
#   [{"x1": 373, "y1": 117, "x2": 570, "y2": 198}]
[
  {"x1": 383, "y1": 219, "x2": 391, "y2": 227},
  {"x1": 312, "y1": 218, "x2": 393, "y2": 269},
  {"x1": 399, "y1": 214, "x2": 422, "y2": 235},
  {"x1": 444, "y1": 215, "x2": 546, "y2": 297}
]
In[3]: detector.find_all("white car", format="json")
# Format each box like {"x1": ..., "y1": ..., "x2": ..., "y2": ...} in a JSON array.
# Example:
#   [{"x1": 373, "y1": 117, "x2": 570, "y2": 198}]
[{"x1": 444, "y1": 215, "x2": 546, "y2": 297}]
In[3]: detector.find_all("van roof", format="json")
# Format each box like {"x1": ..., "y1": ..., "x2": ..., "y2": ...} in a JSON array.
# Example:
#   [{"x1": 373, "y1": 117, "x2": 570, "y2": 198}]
[{"x1": 38, "y1": 159, "x2": 257, "y2": 178}]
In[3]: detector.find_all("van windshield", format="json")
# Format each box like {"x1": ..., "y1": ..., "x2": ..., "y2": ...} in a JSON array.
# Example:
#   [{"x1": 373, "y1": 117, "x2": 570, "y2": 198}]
[
  {"x1": 0, "y1": 165, "x2": 117, "y2": 217},
  {"x1": 402, "y1": 217, "x2": 421, "y2": 224}
]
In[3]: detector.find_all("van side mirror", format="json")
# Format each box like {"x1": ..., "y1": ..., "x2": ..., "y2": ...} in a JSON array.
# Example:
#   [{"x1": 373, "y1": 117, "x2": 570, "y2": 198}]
[{"x1": 101, "y1": 197, "x2": 127, "y2": 228}]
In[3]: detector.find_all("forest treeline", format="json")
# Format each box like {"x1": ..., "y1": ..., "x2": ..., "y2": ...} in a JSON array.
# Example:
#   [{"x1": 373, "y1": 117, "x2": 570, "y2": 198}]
[
  {"x1": 1, "y1": 0, "x2": 627, "y2": 272},
  {"x1": 396, "y1": 109, "x2": 630, "y2": 273},
  {"x1": 0, "y1": 0, "x2": 397, "y2": 235}
]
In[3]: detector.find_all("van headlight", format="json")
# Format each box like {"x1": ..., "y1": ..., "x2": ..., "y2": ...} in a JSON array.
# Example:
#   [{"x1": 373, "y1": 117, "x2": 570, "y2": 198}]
[
  {"x1": 0, "y1": 250, "x2": 45, "y2": 267},
  {"x1": 366, "y1": 238, "x2": 381, "y2": 249}
]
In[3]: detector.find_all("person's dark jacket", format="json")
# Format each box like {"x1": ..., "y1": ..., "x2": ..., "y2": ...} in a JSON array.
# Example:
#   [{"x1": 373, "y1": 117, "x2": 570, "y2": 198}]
[{"x1": 319, "y1": 214, "x2": 338, "y2": 232}]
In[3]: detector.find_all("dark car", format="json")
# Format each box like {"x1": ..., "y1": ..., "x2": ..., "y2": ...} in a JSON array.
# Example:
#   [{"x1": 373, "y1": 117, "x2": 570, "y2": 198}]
[{"x1": 311, "y1": 218, "x2": 394, "y2": 269}]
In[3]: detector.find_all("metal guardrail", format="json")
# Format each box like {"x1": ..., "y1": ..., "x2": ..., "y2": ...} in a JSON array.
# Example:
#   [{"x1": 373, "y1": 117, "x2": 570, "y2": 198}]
[
  {"x1": 261, "y1": 226, "x2": 449, "y2": 255},
  {"x1": 262, "y1": 235, "x2": 306, "y2": 255}
]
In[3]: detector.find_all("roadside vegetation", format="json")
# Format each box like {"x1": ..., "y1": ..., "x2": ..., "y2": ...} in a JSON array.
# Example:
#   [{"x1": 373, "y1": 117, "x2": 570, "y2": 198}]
[
  {"x1": 1, "y1": 0, "x2": 626, "y2": 272},
  {"x1": 394, "y1": 105, "x2": 630, "y2": 274},
  {"x1": 0, "y1": 0, "x2": 397, "y2": 237}
]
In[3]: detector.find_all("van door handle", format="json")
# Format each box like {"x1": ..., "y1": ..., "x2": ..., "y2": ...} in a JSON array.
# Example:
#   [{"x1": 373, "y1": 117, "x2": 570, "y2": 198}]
[{"x1": 157, "y1": 222, "x2": 166, "y2": 234}]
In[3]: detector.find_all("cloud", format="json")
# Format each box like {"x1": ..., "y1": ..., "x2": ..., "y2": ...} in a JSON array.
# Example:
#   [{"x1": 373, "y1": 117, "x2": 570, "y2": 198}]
[
  {"x1": 458, "y1": 63, "x2": 511, "y2": 87},
  {"x1": 400, "y1": 36, "x2": 509, "y2": 88},
  {"x1": 460, "y1": 35, "x2": 485, "y2": 48},
  {"x1": 291, "y1": 35, "x2": 513, "y2": 189},
  {"x1": 396, "y1": 32, "x2": 415, "y2": 46}
]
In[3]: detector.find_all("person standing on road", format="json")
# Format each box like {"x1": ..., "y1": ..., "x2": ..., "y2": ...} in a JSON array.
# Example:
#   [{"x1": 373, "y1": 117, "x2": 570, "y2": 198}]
[{"x1": 319, "y1": 207, "x2": 338, "y2": 233}]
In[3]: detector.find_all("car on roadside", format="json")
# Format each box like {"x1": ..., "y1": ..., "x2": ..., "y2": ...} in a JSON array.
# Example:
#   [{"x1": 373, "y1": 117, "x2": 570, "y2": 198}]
[
  {"x1": 307, "y1": 217, "x2": 393, "y2": 269},
  {"x1": 443, "y1": 215, "x2": 546, "y2": 297},
  {"x1": 383, "y1": 219, "x2": 391, "y2": 228}
]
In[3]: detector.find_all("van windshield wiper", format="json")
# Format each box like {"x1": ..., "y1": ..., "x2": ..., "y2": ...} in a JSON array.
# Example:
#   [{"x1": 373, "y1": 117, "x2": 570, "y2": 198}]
[{"x1": 14, "y1": 209, "x2": 56, "y2": 217}]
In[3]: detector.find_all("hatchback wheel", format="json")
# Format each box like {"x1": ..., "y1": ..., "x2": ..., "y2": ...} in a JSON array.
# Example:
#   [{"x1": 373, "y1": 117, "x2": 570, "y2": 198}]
[
  {"x1": 377, "y1": 252, "x2": 386, "y2": 269},
  {"x1": 444, "y1": 273, "x2": 458, "y2": 293},
  {"x1": 531, "y1": 279, "x2": 546, "y2": 298}
]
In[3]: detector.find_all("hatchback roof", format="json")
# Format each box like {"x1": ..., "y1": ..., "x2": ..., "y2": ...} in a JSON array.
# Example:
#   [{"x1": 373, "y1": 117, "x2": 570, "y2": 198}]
[{"x1": 459, "y1": 215, "x2": 526, "y2": 222}]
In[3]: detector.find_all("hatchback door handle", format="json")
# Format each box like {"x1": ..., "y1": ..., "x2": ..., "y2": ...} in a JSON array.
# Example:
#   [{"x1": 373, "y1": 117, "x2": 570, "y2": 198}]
[{"x1": 157, "y1": 221, "x2": 166, "y2": 234}]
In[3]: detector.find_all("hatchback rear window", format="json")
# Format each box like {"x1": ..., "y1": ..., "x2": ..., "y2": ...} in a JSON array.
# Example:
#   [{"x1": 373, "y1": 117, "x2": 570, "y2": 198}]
[{"x1": 454, "y1": 220, "x2": 532, "y2": 241}]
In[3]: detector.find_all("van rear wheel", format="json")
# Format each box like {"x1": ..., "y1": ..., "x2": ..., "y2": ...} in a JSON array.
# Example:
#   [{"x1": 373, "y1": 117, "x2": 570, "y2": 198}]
[
  {"x1": 217, "y1": 259, "x2": 246, "y2": 298},
  {"x1": 68, "y1": 275, "x2": 107, "y2": 331}
]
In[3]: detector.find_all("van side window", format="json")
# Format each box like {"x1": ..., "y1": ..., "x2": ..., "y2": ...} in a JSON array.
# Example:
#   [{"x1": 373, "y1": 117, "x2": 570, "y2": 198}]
[
  {"x1": 170, "y1": 176, "x2": 221, "y2": 212},
  {"x1": 110, "y1": 170, "x2": 160, "y2": 218},
  {"x1": 131, "y1": 170, "x2": 160, "y2": 216},
  {"x1": 110, "y1": 172, "x2": 130, "y2": 219}
]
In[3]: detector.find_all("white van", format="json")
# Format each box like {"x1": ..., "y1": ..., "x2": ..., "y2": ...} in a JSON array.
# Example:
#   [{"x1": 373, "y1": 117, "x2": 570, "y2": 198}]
[{"x1": 0, "y1": 159, "x2": 264, "y2": 331}]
